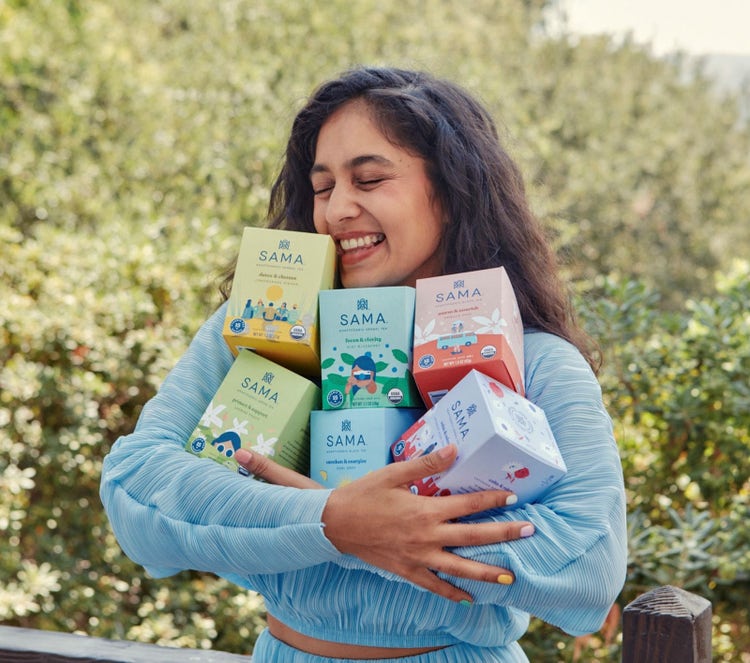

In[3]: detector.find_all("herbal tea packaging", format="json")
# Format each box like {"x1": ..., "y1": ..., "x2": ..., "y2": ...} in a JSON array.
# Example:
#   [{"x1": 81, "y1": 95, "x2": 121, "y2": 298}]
[
  {"x1": 318, "y1": 287, "x2": 423, "y2": 409},
  {"x1": 186, "y1": 350, "x2": 320, "y2": 476},
  {"x1": 310, "y1": 408, "x2": 424, "y2": 488},
  {"x1": 390, "y1": 369, "x2": 566, "y2": 507},
  {"x1": 223, "y1": 226, "x2": 336, "y2": 377},
  {"x1": 412, "y1": 266, "x2": 525, "y2": 406}
]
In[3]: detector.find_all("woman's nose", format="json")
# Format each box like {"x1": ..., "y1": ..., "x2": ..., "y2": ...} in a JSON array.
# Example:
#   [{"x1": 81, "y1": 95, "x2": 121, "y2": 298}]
[{"x1": 325, "y1": 184, "x2": 360, "y2": 226}]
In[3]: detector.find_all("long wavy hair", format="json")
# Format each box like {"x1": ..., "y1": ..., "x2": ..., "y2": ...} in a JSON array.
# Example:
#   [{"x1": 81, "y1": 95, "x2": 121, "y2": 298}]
[{"x1": 221, "y1": 66, "x2": 600, "y2": 371}]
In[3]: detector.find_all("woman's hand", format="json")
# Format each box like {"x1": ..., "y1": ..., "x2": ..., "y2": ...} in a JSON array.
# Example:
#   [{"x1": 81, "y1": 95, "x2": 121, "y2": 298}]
[
  {"x1": 321, "y1": 444, "x2": 533, "y2": 604},
  {"x1": 235, "y1": 449, "x2": 323, "y2": 489},
  {"x1": 236, "y1": 444, "x2": 534, "y2": 604}
]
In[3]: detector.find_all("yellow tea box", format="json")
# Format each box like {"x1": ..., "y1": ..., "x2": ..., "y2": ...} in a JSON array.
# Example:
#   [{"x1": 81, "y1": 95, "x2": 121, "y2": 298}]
[
  {"x1": 186, "y1": 350, "x2": 320, "y2": 476},
  {"x1": 319, "y1": 287, "x2": 423, "y2": 410},
  {"x1": 413, "y1": 267, "x2": 524, "y2": 407},
  {"x1": 391, "y1": 369, "x2": 566, "y2": 507},
  {"x1": 310, "y1": 408, "x2": 423, "y2": 488},
  {"x1": 223, "y1": 227, "x2": 336, "y2": 376}
]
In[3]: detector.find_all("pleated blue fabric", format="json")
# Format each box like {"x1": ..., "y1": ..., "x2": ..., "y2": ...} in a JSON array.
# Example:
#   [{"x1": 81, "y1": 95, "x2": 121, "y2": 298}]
[{"x1": 100, "y1": 302, "x2": 627, "y2": 662}]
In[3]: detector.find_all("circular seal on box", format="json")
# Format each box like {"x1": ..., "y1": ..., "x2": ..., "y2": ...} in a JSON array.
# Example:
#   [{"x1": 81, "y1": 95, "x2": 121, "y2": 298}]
[
  {"x1": 386, "y1": 388, "x2": 404, "y2": 404},
  {"x1": 509, "y1": 406, "x2": 533, "y2": 435},
  {"x1": 392, "y1": 440, "x2": 405, "y2": 457},
  {"x1": 480, "y1": 344, "x2": 497, "y2": 359},
  {"x1": 326, "y1": 390, "x2": 344, "y2": 408},
  {"x1": 418, "y1": 354, "x2": 435, "y2": 369},
  {"x1": 190, "y1": 437, "x2": 206, "y2": 453},
  {"x1": 289, "y1": 324, "x2": 306, "y2": 340},
  {"x1": 229, "y1": 318, "x2": 247, "y2": 334}
]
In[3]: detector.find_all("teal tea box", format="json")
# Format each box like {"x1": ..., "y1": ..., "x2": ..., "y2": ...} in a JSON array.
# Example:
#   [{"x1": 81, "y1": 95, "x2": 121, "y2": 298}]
[
  {"x1": 186, "y1": 350, "x2": 320, "y2": 476},
  {"x1": 319, "y1": 287, "x2": 423, "y2": 410},
  {"x1": 310, "y1": 408, "x2": 423, "y2": 488}
]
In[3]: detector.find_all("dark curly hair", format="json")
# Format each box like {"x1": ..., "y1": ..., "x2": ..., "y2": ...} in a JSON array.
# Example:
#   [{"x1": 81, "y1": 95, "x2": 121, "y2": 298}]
[{"x1": 221, "y1": 66, "x2": 600, "y2": 371}]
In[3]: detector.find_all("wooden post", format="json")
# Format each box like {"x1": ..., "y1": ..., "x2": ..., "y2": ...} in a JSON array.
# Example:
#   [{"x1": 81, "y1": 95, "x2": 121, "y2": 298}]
[{"x1": 623, "y1": 585, "x2": 712, "y2": 663}]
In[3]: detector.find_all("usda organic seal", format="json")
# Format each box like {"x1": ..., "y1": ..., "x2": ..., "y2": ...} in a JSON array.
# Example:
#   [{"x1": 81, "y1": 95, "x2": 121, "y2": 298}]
[
  {"x1": 480, "y1": 345, "x2": 497, "y2": 359},
  {"x1": 289, "y1": 324, "x2": 306, "y2": 340},
  {"x1": 387, "y1": 388, "x2": 404, "y2": 404}
]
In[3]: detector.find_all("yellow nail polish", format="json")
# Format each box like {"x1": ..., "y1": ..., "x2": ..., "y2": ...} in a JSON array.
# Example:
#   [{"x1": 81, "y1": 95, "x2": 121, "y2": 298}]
[{"x1": 497, "y1": 574, "x2": 514, "y2": 585}]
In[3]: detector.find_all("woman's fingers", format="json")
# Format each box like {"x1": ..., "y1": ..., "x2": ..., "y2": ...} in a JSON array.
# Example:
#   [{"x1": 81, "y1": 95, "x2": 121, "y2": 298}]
[
  {"x1": 436, "y1": 519, "x2": 535, "y2": 549},
  {"x1": 377, "y1": 443, "x2": 459, "y2": 487},
  {"x1": 235, "y1": 449, "x2": 323, "y2": 489}
]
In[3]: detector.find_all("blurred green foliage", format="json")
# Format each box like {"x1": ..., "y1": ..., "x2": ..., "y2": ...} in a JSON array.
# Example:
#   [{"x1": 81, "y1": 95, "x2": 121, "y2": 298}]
[{"x1": 1, "y1": 0, "x2": 748, "y2": 660}]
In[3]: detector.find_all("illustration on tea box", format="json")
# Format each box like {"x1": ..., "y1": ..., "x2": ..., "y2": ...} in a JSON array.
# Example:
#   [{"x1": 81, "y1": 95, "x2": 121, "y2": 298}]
[
  {"x1": 186, "y1": 400, "x2": 280, "y2": 476},
  {"x1": 321, "y1": 348, "x2": 418, "y2": 408},
  {"x1": 228, "y1": 284, "x2": 311, "y2": 343}
]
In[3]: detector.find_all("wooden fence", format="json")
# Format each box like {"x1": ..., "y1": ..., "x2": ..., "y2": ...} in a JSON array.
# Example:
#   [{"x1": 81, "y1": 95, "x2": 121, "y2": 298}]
[{"x1": 0, "y1": 585, "x2": 711, "y2": 662}]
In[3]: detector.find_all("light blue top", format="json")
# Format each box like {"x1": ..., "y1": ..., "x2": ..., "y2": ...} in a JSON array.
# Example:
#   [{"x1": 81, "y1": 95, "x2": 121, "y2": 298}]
[{"x1": 100, "y1": 302, "x2": 627, "y2": 661}]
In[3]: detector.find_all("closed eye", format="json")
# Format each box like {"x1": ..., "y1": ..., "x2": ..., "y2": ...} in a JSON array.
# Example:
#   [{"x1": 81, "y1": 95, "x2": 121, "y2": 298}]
[{"x1": 357, "y1": 178, "x2": 385, "y2": 189}]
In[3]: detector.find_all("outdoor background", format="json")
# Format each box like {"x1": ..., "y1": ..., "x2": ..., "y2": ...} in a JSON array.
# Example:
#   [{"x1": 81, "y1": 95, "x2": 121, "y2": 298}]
[{"x1": 1, "y1": 1, "x2": 749, "y2": 661}]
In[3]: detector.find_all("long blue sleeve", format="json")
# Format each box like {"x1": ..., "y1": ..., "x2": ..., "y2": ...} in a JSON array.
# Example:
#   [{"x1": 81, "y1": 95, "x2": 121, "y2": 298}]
[
  {"x1": 306, "y1": 331, "x2": 627, "y2": 637},
  {"x1": 450, "y1": 331, "x2": 627, "y2": 635},
  {"x1": 99, "y1": 303, "x2": 342, "y2": 578}
]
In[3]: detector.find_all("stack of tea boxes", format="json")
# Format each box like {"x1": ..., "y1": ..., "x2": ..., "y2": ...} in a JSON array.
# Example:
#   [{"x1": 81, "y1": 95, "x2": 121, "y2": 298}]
[{"x1": 186, "y1": 227, "x2": 567, "y2": 505}]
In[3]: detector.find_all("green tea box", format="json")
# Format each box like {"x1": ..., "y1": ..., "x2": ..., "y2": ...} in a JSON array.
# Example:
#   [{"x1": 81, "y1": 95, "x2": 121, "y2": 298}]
[
  {"x1": 223, "y1": 227, "x2": 336, "y2": 377},
  {"x1": 310, "y1": 408, "x2": 424, "y2": 488},
  {"x1": 186, "y1": 350, "x2": 320, "y2": 476},
  {"x1": 318, "y1": 287, "x2": 423, "y2": 410}
]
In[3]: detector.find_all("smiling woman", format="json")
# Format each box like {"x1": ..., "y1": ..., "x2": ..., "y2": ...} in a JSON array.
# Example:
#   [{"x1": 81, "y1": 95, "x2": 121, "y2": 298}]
[{"x1": 100, "y1": 66, "x2": 627, "y2": 662}]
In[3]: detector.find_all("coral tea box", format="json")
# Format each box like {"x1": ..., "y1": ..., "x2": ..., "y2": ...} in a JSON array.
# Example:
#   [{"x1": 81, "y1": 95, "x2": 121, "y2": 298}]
[
  {"x1": 186, "y1": 350, "x2": 320, "y2": 476},
  {"x1": 413, "y1": 267, "x2": 524, "y2": 407},
  {"x1": 310, "y1": 408, "x2": 424, "y2": 488},
  {"x1": 223, "y1": 226, "x2": 336, "y2": 377},
  {"x1": 390, "y1": 369, "x2": 566, "y2": 507},
  {"x1": 319, "y1": 287, "x2": 423, "y2": 410}
]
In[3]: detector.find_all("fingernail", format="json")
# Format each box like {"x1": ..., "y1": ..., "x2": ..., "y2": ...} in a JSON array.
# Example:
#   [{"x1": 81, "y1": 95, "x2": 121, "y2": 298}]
[
  {"x1": 520, "y1": 525, "x2": 535, "y2": 538},
  {"x1": 505, "y1": 494, "x2": 518, "y2": 505},
  {"x1": 235, "y1": 449, "x2": 252, "y2": 464},
  {"x1": 437, "y1": 445, "x2": 453, "y2": 459},
  {"x1": 497, "y1": 574, "x2": 514, "y2": 585},
  {"x1": 459, "y1": 599, "x2": 473, "y2": 606}
]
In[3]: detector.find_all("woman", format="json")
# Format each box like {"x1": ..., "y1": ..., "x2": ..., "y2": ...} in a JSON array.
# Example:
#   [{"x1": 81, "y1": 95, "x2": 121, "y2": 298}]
[{"x1": 100, "y1": 66, "x2": 627, "y2": 662}]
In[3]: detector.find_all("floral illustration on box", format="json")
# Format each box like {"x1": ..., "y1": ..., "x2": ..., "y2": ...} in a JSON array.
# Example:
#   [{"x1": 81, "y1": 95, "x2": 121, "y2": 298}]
[
  {"x1": 472, "y1": 308, "x2": 508, "y2": 334},
  {"x1": 414, "y1": 319, "x2": 439, "y2": 346},
  {"x1": 187, "y1": 403, "x2": 277, "y2": 472}
]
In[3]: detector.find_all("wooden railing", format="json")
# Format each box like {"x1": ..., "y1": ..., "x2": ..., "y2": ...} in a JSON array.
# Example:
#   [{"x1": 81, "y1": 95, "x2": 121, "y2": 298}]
[{"x1": 0, "y1": 585, "x2": 712, "y2": 662}]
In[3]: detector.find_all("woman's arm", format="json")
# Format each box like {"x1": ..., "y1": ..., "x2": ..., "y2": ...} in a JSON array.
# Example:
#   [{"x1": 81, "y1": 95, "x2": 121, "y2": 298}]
[
  {"x1": 449, "y1": 332, "x2": 628, "y2": 635},
  {"x1": 99, "y1": 304, "x2": 342, "y2": 578},
  {"x1": 100, "y1": 304, "x2": 534, "y2": 605}
]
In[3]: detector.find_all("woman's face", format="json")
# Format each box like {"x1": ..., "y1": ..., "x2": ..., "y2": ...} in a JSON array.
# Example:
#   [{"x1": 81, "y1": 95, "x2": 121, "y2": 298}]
[{"x1": 311, "y1": 100, "x2": 444, "y2": 288}]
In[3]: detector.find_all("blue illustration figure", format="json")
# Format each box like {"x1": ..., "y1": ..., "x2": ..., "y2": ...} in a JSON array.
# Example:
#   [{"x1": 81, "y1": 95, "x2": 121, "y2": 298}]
[
  {"x1": 242, "y1": 298, "x2": 255, "y2": 319},
  {"x1": 212, "y1": 431, "x2": 242, "y2": 458},
  {"x1": 345, "y1": 353, "x2": 378, "y2": 400},
  {"x1": 285, "y1": 304, "x2": 299, "y2": 325},
  {"x1": 276, "y1": 302, "x2": 289, "y2": 321}
]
